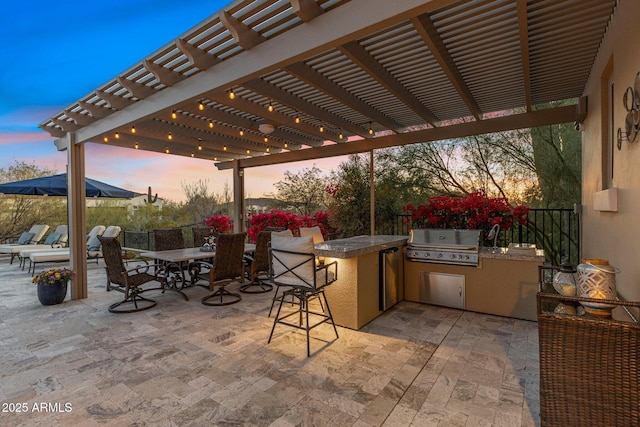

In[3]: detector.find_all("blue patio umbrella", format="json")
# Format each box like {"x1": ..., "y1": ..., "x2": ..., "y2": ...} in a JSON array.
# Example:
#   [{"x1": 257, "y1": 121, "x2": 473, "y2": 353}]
[{"x1": 0, "y1": 173, "x2": 140, "y2": 198}]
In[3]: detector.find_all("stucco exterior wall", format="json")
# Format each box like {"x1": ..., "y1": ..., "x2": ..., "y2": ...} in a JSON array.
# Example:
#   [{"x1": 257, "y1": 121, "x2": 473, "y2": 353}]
[{"x1": 582, "y1": 0, "x2": 640, "y2": 301}]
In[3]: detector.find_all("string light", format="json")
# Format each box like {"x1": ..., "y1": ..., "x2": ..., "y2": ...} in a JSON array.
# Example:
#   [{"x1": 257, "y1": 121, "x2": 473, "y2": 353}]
[
  {"x1": 198, "y1": 100, "x2": 205, "y2": 111},
  {"x1": 223, "y1": 145, "x2": 227, "y2": 151},
  {"x1": 115, "y1": 132, "x2": 120, "y2": 139},
  {"x1": 239, "y1": 129, "x2": 244, "y2": 136},
  {"x1": 167, "y1": 132, "x2": 173, "y2": 140},
  {"x1": 247, "y1": 149, "x2": 250, "y2": 154},
  {"x1": 267, "y1": 102, "x2": 274, "y2": 112},
  {"x1": 368, "y1": 122, "x2": 374, "y2": 135},
  {"x1": 264, "y1": 136, "x2": 268, "y2": 143},
  {"x1": 134, "y1": 142, "x2": 139, "y2": 149},
  {"x1": 319, "y1": 125, "x2": 324, "y2": 133},
  {"x1": 103, "y1": 137, "x2": 109, "y2": 142},
  {"x1": 165, "y1": 147, "x2": 170, "y2": 154},
  {"x1": 295, "y1": 115, "x2": 301, "y2": 124},
  {"x1": 130, "y1": 126, "x2": 136, "y2": 134},
  {"x1": 214, "y1": 156, "x2": 218, "y2": 161},
  {"x1": 171, "y1": 110, "x2": 177, "y2": 120},
  {"x1": 228, "y1": 88, "x2": 236, "y2": 100},
  {"x1": 191, "y1": 152, "x2": 195, "y2": 157},
  {"x1": 284, "y1": 142, "x2": 288, "y2": 148},
  {"x1": 208, "y1": 120, "x2": 214, "y2": 129},
  {"x1": 338, "y1": 131, "x2": 344, "y2": 140},
  {"x1": 198, "y1": 139, "x2": 203, "y2": 151},
  {"x1": 266, "y1": 146, "x2": 270, "y2": 153}
]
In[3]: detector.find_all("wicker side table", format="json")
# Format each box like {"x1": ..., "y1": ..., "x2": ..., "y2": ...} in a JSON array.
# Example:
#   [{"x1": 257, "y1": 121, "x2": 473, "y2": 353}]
[{"x1": 537, "y1": 291, "x2": 640, "y2": 427}]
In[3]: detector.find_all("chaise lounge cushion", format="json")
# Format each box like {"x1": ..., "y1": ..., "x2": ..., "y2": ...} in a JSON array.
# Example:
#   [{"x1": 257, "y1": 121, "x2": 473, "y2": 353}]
[{"x1": 17, "y1": 232, "x2": 34, "y2": 245}]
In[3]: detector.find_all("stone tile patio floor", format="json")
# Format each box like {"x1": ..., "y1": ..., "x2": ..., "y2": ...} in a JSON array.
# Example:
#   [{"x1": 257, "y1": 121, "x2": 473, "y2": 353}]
[{"x1": 0, "y1": 255, "x2": 540, "y2": 426}]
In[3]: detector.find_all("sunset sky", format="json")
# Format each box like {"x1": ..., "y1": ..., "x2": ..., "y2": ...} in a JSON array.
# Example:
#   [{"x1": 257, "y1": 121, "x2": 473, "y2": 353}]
[{"x1": 0, "y1": 0, "x2": 346, "y2": 202}]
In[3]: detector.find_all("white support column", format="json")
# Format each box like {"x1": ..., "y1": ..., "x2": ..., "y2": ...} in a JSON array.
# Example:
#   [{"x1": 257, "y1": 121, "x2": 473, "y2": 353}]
[
  {"x1": 370, "y1": 149, "x2": 375, "y2": 236},
  {"x1": 233, "y1": 161, "x2": 245, "y2": 232},
  {"x1": 66, "y1": 133, "x2": 88, "y2": 299}
]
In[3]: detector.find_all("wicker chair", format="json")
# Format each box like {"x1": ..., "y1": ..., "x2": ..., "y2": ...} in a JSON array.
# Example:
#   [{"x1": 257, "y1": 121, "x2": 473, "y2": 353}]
[
  {"x1": 267, "y1": 235, "x2": 338, "y2": 357},
  {"x1": 195, "y1": 232, "x2": 247, "y2": 306},
  {"x1": 153, "y1": 228, "x2": 185, "y2": 250},
  {"x1": 99, "y1": 236, "x2": 168, "y2": 313},
  {"x1": 241, "y1": 231, "x2": 274, "y2": 294},
  {"x1": 192, "y1": 227, "x2": 215, "y2": 248}
]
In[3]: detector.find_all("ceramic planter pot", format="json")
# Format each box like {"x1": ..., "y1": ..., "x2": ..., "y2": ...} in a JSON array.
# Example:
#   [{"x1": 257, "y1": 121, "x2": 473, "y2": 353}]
[{"x1": 37, "y1": 281, "x2": 68, "y2": 305}]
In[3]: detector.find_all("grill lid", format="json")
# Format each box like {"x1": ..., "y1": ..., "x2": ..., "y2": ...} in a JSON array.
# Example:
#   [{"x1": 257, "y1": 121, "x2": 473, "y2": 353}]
[{"x1": 408, "y1": 229, "x2": 481, "y2": 250}]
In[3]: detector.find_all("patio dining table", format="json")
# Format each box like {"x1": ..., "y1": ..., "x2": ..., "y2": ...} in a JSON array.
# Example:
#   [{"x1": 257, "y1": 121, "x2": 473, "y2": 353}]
[{"x1": 140, "y1": 245, "x2": 256, "y2": 299}]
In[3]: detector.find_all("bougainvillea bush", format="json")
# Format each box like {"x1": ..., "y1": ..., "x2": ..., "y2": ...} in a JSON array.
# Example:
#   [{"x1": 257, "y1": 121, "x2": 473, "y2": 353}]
[
  {"x1": 203, "y1": 215, "x2": 233, "y2": 233},
  {"x1": 403, "y1": 191, "x2": 530, "y2": 237},
  {"x1": 246, "y1": 209, "x2": 335, "y2": 242}
]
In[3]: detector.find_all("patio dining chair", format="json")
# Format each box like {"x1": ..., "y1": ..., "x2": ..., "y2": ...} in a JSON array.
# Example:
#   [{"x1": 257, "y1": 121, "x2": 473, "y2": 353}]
[
  {"x1": 241, "y1": 230, "x2": 274, "y2": 294},
  {"x1": 153, "y1": 228, "x2": 185, "y2": 251},
  {"x1": 194, "y1": 232, "x2": 247, "y2": 306},
  {"x1": 99, "y1": 236, "x2": 169, "y2": 313},
  {"x1": 267, "y1": 235, "x2": 339, "y2": 357}
]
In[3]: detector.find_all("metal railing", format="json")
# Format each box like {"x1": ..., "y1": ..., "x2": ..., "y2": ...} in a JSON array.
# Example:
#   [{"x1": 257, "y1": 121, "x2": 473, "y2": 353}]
[
  {"x1": 390, "y1": 208, "x2": 579, "y2": 266},
  {"x1": 120, "y1": 208, "x2": 579, "y2": 265}
]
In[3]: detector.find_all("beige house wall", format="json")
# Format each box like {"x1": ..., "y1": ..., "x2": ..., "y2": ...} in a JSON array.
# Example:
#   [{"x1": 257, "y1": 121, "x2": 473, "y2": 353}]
[{"x1": 582, "y1": 0, "x2": 640, "y2": 302}]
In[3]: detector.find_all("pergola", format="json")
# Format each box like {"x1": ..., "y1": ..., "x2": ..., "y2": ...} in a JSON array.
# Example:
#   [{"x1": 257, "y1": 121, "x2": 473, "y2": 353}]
[{"x1": 39, "y1": 0, "x2": 616, "y2": 299}]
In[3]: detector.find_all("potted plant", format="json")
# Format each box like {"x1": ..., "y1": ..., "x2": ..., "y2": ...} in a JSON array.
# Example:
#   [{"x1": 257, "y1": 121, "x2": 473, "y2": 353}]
[{"x1": 32, "y1": 268, "x2": 74, "y2": 305}]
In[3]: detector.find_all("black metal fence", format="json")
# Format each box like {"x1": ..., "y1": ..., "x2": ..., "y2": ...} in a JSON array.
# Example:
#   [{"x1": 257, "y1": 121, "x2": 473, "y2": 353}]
[
  {"x1": 121, "y1": 209, "x2": 579, "y2": 265},
  {"x1": 390, "y1": 208, "x2": 579, "y2": 266}
]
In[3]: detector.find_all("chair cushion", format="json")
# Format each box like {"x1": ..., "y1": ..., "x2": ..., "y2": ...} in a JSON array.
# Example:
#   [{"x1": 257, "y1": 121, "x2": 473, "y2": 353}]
[
  {"x1": 43, "y1": 232, "x2": 61, "y2": 245},
  {"x1": 271, "y1": 229, "x2": 293, "y2": 238},
  {"x1": 17, "y1": 232, "x2": 34, "y2": 245},
  {"x1": 86, "y1": 234, "x2": 101, "y2": 251},
  {"x1": 300, "y1": 226, "x2": 325, "y2": 244},
  {"x1": 271, "y1": 235, "x2": 315, "y2": 287}
]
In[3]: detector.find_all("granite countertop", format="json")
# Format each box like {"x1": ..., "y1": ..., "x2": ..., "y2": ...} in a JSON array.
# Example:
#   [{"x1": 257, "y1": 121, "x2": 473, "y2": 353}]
[
  {"x1": 315, "y1": 235, "x2": 408, "y2": 258},
  {"x1": 480, "y1": 247, "x2": 545, "y2": 262}
]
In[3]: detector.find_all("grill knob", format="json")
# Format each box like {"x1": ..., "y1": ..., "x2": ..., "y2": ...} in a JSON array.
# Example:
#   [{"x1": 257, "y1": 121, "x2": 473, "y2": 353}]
[{"x1": 437, "y1": 253, "x2": 443, "y2": 259}]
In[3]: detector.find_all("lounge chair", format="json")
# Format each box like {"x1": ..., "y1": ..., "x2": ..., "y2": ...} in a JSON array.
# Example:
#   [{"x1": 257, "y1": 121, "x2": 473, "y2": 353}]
[
  {"x1": 27, "y1": 226, "x2": 120, "y2": 275},
  {"x1": 1, "y1": 225, "x2": 64, "y2": 265},
  {"x1": 19, "y1": 225, "x2": 104, "y2": 270},
  {"x1": 0, "y1": 225, "x2": 50, "y2": 263}
]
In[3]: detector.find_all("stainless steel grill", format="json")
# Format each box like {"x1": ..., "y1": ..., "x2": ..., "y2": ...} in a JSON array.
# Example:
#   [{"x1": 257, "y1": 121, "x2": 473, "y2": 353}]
[{"x1": 405, "y1": 229, "x2": 481, "y2": 266}]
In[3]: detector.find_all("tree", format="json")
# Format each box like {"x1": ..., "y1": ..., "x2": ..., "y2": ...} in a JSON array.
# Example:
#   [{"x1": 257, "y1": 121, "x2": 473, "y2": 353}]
[
  {"x1": 181, "y1": 179, "x2": 224, "y2": 224},
  {"x1": 271, "y1": 166, "x2": 329, "y2": 215}
]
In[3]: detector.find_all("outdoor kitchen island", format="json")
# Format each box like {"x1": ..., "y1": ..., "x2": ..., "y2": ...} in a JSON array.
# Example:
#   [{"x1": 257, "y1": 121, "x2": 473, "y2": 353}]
[
  {"x1": 314, "y1": 235, "x2": 407, "y2": 330},
  {"x1": 404, "y1": 247, "x2": 545, "y2": 321}
]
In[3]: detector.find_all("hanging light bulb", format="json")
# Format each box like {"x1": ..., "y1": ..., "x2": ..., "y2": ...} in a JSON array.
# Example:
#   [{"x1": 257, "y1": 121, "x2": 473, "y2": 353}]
[
  {"x1": 247, "y1": 149, "x2": 250, "y2": 154},
  {"x1": 198, "y1": 100, "x2": 205, "y2": 111},
  {"x1": 208, "y1": 119, "x2": 214, "y2": 129},
  {"x1": 134, "y1": 142, "x2": 139, "y2": 149},
  {"x1": 191, "y1": 152, "x2": 195, "y2": 157},
  {"x1": 239, "y1": 129, "x2": 244, "y2": 136},
  {"x1": 223, "y1": 145, "x2": 227, "y2": 151},
  {"x1": 319, "y1": 124, "x2": 324, "y2": 133},
  {"x1": 103, "y1": 137, "x2": 109, "y2": 143},
  {"x1": 198, "y1": 139, "x2": 203, "y2": 151},
  {"x1": 264, "y1": 136, "x2": 268, "y2": 143},
  {"x1": 115, "y1": 132, "x2": 120, "y2": 139},
  {"x1": 295, "y1": 115, "x2": 301, "y2": 124},
  {"x1": 167, "y1": 132, "x2": 173, "y2": 140},
  {"x1": 131, "y1": 126, "x2": 136, "y2": 134},
  {"x1": 171, "y1": 110, "x2": 177, "y2": 120},
  {"x1": 368, "y1": 121, "x2": 374, "y2": 135},
  {"x1": 228, "y1": 88, "x2": 236, "y2": 99},
  {"x1": 338, "y1": 131, "x2": 344, "y2": 140},
  {"x1": 165, "y1": 147, "x2": 170, "y2": 154},
  {"x1": 267, "y1": 102, "x2": 274, "y2": 112},
  {"x1": 284, "y1": 142, "x2": 288, "y2": 148},
  {"x1": 266, "y1": 146, "x2": 270, "y2": 153},
  {"x1": 214, "y1": 156, "x2": 218, "y2": 161}
]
